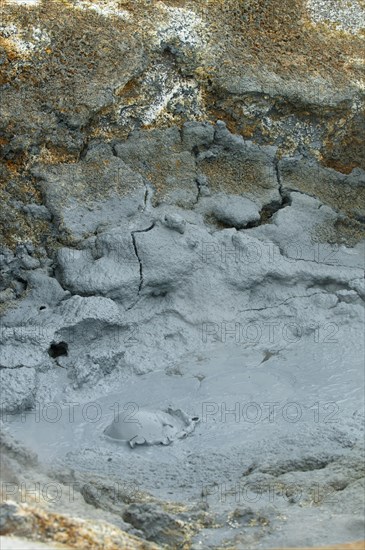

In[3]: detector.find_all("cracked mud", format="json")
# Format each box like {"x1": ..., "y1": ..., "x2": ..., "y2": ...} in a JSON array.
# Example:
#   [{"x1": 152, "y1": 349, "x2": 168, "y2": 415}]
[{"x1": 1, "y1": 1, "x2": 365, "y2": 549}]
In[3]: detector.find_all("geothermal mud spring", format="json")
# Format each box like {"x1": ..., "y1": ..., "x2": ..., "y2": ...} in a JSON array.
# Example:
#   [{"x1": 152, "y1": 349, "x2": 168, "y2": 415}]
[{"x1": 0, "y1": 1, "x2": 364, "y2": 549}]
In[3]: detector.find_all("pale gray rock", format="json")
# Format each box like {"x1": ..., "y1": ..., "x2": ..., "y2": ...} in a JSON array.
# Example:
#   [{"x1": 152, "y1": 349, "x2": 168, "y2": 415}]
[
  {"x1": 196, "y1": 173, "x2": 210, "y2": 197},
  {"x1": 25, "y1": 271, "x2": 68, "y2": 307},
  {"x1": 54, "y1": 295, "x2": 124, "y2": 331},
  {"x1": 0, "y1": 342, "x2": 51, "y2": 371},
  {"x1": 56, "y1": 231, "x2": 140, "y2": 305},
  {"x1": 216, "y1": 70, "x2": 360, "y2": 107},
  {"x1": 249, "y1": 191, "x2": 365, "y2": 269},
  {"x1": 0, "y1": 367, "x2": 37, "y2": 413},
  {"x1": 0, "y1": 502, "x2": 33, "y2": 537},
  {"x1": 18, "y1": 255, "x2": 40, "y2": 271},
  {"x1": 61, "y1": 193, "x2": 146, "y2": 240},
  {"x1": 133, "y1": 223, "x2": 197, "y2": 297},
  {"x1": 61, "y1": 349, "x2": 126, "y2": 389},
  {"x1": 197, "y1": 193, "x2": 261, "y2": 228},
  {"x1": 49, "y1": 295, "x2": 130, "y2": 387},
  {"x1": 1, "y1": 5, "x2": 364, "y2": 548},
  {"x1": 162, "y1": 213, "x2": 186, "y2": 234},
  {"x1": 31, "y1": 157, "x2": 146, "y2": 239},
  {"x1": 84, "y1": 141, "x2": 114, "y2": 161}
]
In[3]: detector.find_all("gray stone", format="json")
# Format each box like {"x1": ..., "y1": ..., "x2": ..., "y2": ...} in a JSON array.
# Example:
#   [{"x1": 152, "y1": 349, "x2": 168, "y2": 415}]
[
  {"x1": 63, "y1": 349, "x2": 126, "y2": 388},
  {"x1": 182, "y1": 121, "x2": 215, "y2": 150},
  {"x1": 123, "y1": 503, "x2": 187, "y2": 546},
  {"x1": 0, "y1": 502, "x2": 32, "y2": 537},
  {"x1": 133, "y1": 223, "x2": 197, "y2": 297},
  {"x1": 198, "y1": 193, "x2": 261, "y2": 228},
  {"x1": 0, "y1": 429, "x2": 38, "y2": 467},
  {"x1": 56, "y1": 232, "x2": 140, "y2": 305},
  {"x1": 278, "y1": 157, "x2": 365, "y2": 227},
  {"x1": 248, "y1": 191, "x2": 337, "y2": 261},
  {"x1": 0, "y1": 289, "x2": 15, "y2": 304},
  {"x1": 18, "y1": 255, "x2": 40, "y2": 270},
  {"x1": 114, "y1": 127, "x2": 198, "y2": 207},
  {"x1": 217, "y1": 70, "x2": 358, "y2": 106},
  {"x1": 55, "y1": 295, "x2": 123, "y2": 330},
  {"x1": 0, "y1": 2, "x2": 364, "y2": 548},
  {"x1": 31, "y1": 158, "x2": 146, "y2": 239},
  {"x1": 84, "y1": 141, "x2": 114, "y2": 161},
  {"x1": 196, "y1": 173, "x2": 210, "y2": 197},
  {"x1": 0, "y1": 248, "x2": 14, "y2": 268},
  {"x1": 0, "y1": 367, "x2": 37, "y2": 413},
  {"x1": 0, "y1": 342, "x2": 51, "y2": 370},
  {"x1": 162, "y1": 213, "x2": 186, "y2": 234},
  {"x1": 25, "y1": 270, "x2": 68, "y2": 307},
  {"x1": 196, "y1": 122, "x2": 280, "y2": 209},
  {"x1": 22, "y1": 204, "x2": 52, "y2": 222}
]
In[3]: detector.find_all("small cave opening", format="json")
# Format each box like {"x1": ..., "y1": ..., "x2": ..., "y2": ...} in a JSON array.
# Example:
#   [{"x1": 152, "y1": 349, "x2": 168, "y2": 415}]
[{"x1": 48, "y1": 341, "x2": 68, "y2": 359}]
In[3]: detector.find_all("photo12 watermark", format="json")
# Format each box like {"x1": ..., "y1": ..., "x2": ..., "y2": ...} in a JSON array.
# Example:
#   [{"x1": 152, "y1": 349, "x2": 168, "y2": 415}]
[
  {"x1": 0, "y1": 321, "x2": 140, "y2": 346},
  {"x1": 1, "y1": 400, "x2": 142, "y2": 424},
  {"x1": 201, "y1": 321, "x2": 339, "y2": 344},
  {"x1": 199, "y1": 240, "x2": 340, "y2": 266},
  {"x1": 1, "y1": 480, "x2": 141, "y2": 504},
  {"x1": 200, "y1": 480, "x2": 339, "y2": 505},
  {"x1": 201, "y1": 401, "x2": 340, "y2": 424}
]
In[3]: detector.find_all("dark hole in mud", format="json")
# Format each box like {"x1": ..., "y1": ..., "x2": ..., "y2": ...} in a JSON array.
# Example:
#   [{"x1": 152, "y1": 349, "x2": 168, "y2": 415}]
[
  {"x1": 39, "y1": 306, "x2": 46, "y2": 310},
  {"x1": 48, "y1": 341, "x2": 68, "y2": 358},
  {"x1": 192, "y1": 417, "x2": 199, "y2": 421}
]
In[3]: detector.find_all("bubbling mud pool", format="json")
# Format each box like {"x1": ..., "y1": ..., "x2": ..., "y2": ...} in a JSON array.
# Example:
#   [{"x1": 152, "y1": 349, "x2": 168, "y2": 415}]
[
  {"x1": 6, "y1": 337, "x2": 364, "y2": 472},
  {"x1": 4, "y1": 337, "x2": 364, "y2": 548}
]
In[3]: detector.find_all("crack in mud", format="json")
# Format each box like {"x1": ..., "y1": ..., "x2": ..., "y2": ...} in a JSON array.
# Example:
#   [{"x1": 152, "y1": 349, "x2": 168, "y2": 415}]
[{"x1": 128, "y1": 223, "x2": 155, "y2": 308}]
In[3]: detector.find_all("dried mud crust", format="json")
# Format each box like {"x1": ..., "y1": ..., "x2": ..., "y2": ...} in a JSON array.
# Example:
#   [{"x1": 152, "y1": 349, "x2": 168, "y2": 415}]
[
  {"x1": 196, "y1": 0, "x2": 365, "y2": 172},
  {"x1": 197, "y1": 0, "x2": 365, "y2": 79},
  {"x1": 0, "y1": 0, "x2": 364, "y2": 250}
]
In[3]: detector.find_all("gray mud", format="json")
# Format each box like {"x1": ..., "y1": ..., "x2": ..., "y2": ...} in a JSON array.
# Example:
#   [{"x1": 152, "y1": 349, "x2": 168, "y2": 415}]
[
  {"x1": 1, "y1": 121, "x2": 364, "y2": 549},
  {"x1": 5, "y1": 319, "x2": 365, "y2": 547}
]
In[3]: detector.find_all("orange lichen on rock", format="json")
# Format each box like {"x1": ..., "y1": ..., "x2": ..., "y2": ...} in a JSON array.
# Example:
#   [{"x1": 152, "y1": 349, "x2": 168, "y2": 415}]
[{"x1": 0, "y1": 501, "x2": 161, "y2": 550}]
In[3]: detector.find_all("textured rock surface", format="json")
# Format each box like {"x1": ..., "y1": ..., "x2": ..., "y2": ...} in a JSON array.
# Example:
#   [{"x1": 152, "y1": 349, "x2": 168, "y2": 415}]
[
  {"x1": 0, "y1": 1, "x2": 364, "y2": 549},
  {"x1": 0, "y1": 430, "x2": 161, "y2": 549},
  {"x1": 0, "y1": 367, "x2": 37, "y2": 412},
  {"x1": 0, "y1": 501, "x2": 161, "y2": 550},
  {"x1": 0, "y1": 536, "x2": 72, "y2": 549},
  {"x1": 1, "y1": 0, "x2": 365, "y2": 249}
]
